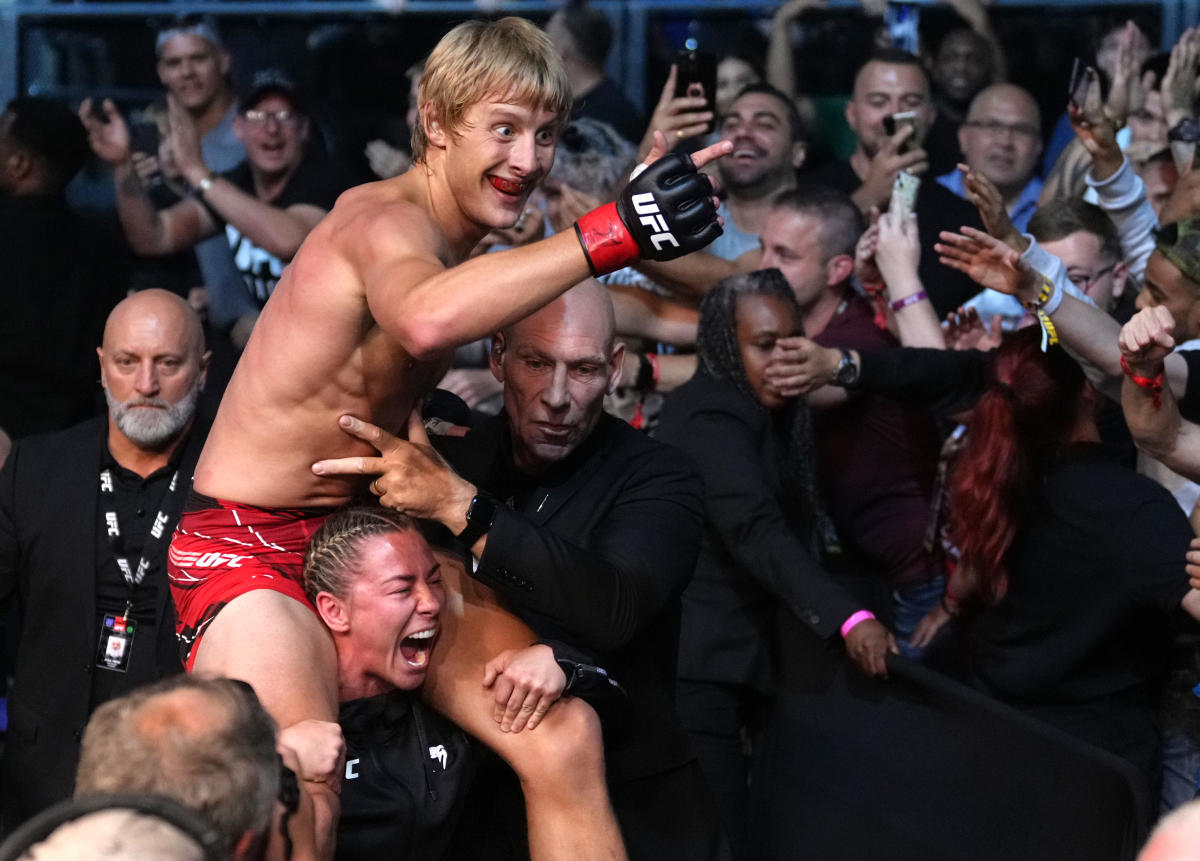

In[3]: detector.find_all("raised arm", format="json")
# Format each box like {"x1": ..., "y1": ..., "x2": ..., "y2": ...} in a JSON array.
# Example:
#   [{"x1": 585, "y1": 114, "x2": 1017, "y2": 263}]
[
  {"x1": 1119, "y1": 305, "x2": 1200, "y2": 480},
  {"x1": 874, "y1": 206, "x2": 945, "y2": 348},
  {"x1": 79, "y1": 98, "x2": 214, "y2": 257},
  {"x1": 767, "y1": 0, "x2": 825, "y2": 99},
  {"x1": 166, "y1": 96, "x2": 325, "y2": 261},
  {"x1": 936, "y1": 226, "x2": 1190, "y2": 395},
  {"x1": 608, "y1": 280, "x2": 698, "y2": 345},
  {"x1": 363, "y1": 138, "x2": 732, "y2": 359}
]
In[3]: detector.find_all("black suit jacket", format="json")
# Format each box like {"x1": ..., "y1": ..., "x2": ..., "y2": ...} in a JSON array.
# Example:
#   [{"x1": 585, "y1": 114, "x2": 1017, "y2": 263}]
[
  {"x1": 657, "y1": 373, "x2": 862, "y2": 693},
  {"x1": 0, "y1": 415, "x2": 205, "y2": 828},
  {"x1": 434, "y1": 412, "x2": 705, "y2": 784}
]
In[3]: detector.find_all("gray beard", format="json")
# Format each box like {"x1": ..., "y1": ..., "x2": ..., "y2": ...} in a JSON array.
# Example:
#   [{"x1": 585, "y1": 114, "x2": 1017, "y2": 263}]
[{"x1": 105, "y1": 385, "x2": 199, "y2": 448}]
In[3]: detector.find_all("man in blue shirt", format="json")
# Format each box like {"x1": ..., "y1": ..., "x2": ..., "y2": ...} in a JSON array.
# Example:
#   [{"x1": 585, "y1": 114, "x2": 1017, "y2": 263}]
[{"x1": 938, "y1": 83, "x2": 1044, "y2": 325}]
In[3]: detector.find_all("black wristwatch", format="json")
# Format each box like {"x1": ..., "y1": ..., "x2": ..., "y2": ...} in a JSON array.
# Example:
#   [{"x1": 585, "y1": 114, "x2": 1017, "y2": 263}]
[
  {"x1": 1168, "y1": 117, "x2": 1200, "y2": 143},
  {"x1": 833, "y1": 349, "x2": 860, "y2": 387},
  {"x1": 456, "y1": 492, "x2": 497, "y2": 547}
]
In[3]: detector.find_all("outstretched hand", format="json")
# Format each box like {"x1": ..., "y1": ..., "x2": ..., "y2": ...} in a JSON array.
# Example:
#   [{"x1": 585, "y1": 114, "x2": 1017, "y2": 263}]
[
  {"x1": 959, "y1": 164, "x2": 1024, "y2": 251},
  {"x1": 936, "y1": 227, "x2": 1041, "y2": 300},
  {"x1": 311, "y1": 410, "x2": 476, "y2": 527},
  {"x1": 637, "y1": 64, "x2": 714, "y2": 161},
  {"x1": 942, "y1": 306, "x2": 1005, "y2": 352},
  {"x1": 1161, "y1": 27, "x2": 1200, "y2": 125},
  {"x1": 78, "y1": 98, "x2": 131, "y2": 165},
  {"x1": 1118, "y1": 305, "x2": 1176, "y2": 375}
]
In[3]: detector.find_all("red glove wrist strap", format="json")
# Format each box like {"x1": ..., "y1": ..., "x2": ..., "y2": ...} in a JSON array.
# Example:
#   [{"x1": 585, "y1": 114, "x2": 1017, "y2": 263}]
[
  {"x1": 1120, "y1": 355, "x2": 1164, "y2": 410},
  {"x1": 575, "y1": 202, "x2": 640, "y2": 276}
]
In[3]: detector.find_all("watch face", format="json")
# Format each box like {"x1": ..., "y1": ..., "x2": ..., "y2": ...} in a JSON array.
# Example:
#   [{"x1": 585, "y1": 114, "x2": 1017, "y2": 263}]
[{"x1": 835, "y1": 354, "x2": 859, "y2": 386}]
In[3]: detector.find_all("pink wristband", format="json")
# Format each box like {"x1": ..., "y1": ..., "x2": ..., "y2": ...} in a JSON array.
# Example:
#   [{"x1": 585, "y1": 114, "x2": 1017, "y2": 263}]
[
  {"x1": 890, "y1": 290, "x2": 928, "y2": 312},
  {"x1": 840, "y1": 609, "x2": 876, "y2": 638}
]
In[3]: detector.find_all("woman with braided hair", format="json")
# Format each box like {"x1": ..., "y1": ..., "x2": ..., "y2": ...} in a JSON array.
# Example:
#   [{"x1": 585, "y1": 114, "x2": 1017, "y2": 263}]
[{"x1": 657, "y1": 268, "x2": 895, "y2": 855}]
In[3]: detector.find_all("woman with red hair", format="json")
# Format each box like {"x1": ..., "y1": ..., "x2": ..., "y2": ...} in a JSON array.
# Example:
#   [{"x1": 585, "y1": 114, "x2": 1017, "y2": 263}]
[{"x1": 915, "y1": 328, "x2": 1200, "y2": 801}]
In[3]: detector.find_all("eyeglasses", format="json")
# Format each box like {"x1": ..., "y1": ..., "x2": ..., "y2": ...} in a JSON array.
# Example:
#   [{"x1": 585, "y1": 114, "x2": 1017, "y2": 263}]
[
  {"x1": 962, "y1": 119, "x2": 1040, "y2": 140},
  {"x1": 1067, "y1": 263, "x2": 1117, "y2": 290},
  {"x1": 242, "y1": 109, "x2": 297, "y2": 126}
]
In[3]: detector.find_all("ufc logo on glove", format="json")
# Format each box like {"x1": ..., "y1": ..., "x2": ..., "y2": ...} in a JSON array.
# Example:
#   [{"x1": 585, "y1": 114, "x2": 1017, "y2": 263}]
[{"x1": 631, "y1": 193, "x2": 680, "y2": 252}]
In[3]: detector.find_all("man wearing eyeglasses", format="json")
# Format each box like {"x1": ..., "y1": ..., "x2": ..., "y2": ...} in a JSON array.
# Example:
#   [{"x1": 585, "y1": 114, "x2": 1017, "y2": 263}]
[
  {"x1": 80, "y1": 68, "x2": 349, "y2": 335},
  {"x1": 937, "y1": 83, "x2": 1044, "y2": 233}
]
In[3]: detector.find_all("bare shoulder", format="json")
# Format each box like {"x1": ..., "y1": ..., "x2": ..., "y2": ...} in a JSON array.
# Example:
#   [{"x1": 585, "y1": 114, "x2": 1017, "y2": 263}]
[{"x1": 324, "y1": 176, "x2": 446, "y2": 267}]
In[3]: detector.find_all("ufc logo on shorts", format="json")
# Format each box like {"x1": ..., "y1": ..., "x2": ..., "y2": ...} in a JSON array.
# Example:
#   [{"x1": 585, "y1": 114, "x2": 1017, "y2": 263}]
[
  {"x1": 631, "y1": 193, "x2": 680, "y2": 252},
  {"x1": 170, "y1": 550, "x2": 249, "y2": 569}
]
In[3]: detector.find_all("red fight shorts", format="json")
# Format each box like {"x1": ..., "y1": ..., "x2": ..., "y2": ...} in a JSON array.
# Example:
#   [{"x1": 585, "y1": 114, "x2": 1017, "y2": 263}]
[{"x1": 168, "y1": 493, "x2": 332, "y2": 671}]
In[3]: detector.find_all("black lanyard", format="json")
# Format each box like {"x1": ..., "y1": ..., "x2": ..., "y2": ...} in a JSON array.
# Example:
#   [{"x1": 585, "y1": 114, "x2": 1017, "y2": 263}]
[{"x1": 99, "y1": 466, "x2": 183, "y2": 617}]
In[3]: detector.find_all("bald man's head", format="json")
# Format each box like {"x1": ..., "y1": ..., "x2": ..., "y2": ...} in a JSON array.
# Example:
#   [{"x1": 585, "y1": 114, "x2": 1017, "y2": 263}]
[
  {"x1": 504, "y1": 278, "x2": 617, "y2": 352},
  {"x1": 491, "y1": 280, "x2": 623, "y2": 474},
  {"x1": 959, "y1": 83, "x2": 1042, "y2": 198},
  {"x1": 97, "y1": 290, "x2": 208, "y2": 450}
]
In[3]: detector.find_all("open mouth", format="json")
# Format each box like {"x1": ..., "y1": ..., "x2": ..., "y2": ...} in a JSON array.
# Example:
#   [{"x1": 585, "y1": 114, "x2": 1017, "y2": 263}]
[
  {"x1": 489, "y1": 176, "x2": 527, "y2": 196},
  {"x1": 399, "y1": 628, "x2": 437, "y2": 668}
]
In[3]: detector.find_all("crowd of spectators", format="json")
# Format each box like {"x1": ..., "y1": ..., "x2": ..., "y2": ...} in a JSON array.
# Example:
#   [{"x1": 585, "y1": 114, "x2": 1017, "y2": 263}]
[{"x1": 9, "y1": 1, "x2": 1200, "y2": 858}]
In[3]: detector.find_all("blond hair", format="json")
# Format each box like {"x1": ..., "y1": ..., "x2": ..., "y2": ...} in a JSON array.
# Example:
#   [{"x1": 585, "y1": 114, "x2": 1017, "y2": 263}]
[
  {"x1": 411, "y1": 16, "x2": 571, "y2": 163},
  {"x1": 303, "y1": 507, "x2": 419, "y2": 603}
]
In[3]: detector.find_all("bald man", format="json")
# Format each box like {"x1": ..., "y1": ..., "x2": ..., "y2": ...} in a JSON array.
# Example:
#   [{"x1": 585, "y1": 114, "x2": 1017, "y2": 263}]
[
  {"x1": 315, "y1": 280, "x2": 729, "y2": 858},
  {"x1": 938, "y1": 83, "x2": 1044, "y2": 233},
  {"x1": 0, "y1": 289, "x2": 211, "y2": 829}
]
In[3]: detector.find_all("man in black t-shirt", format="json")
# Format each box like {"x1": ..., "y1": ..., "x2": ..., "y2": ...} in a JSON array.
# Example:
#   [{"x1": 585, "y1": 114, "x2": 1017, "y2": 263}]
[
  {"x1": 804, "y1": 48, "x2": 984, "y2": 318},
  {"x1": 81, "y1": 68, "x2": 350, "y2": 340},
  {"x1": 544, "y1": 2, "x2": 644, "y2": 145}
]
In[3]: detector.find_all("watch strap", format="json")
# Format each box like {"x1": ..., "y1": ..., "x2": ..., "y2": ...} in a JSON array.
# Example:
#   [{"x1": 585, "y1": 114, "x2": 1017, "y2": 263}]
[{"x1": 456, "y1": 492, "x2": 497, "y2": 548}]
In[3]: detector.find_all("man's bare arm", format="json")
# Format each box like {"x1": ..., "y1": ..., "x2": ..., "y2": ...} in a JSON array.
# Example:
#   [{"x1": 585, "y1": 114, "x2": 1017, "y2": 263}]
[
  {"x1": 618, "y1": 351, "x2": 697, "y2": 395},
  {"x1": 79, "y1": 98, "x2": 215, "y2": 257},
  {"x1": 608, "y1": 280, "x2": 698, "y2": 345},
  {"x1": 1120, "y1": 305, "x2": 1200, "y2": 479},
  {"x1": 165, "y1": 93, "x2": 325, "y2": 261},
  {"x1": 363, "y1": 138, "x2": 732, "y2": 359},
  {"x1": 181, "y1": 178, "x2": 326, "y2": 261},
  {"x1": 632, "y1": 247, "x2": 757, "y2": 302},
  {"x1": 362, "y1": 226, "x2": 596, "y2": 360},
  {"x1": 935, "y1": 227, "x2": 1190, "y2": 396}
]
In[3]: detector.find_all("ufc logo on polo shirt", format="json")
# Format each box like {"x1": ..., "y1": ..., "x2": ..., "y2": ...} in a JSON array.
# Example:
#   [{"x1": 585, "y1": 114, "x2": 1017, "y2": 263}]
[{"x1": 631, "y1": 193, "x2": 680, "y2": 252}]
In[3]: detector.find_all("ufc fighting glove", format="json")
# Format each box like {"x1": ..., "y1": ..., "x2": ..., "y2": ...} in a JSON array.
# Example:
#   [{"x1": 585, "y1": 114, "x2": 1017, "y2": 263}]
[{"x1": 574, "y1": 152, "x2": 722, "y2": 276}]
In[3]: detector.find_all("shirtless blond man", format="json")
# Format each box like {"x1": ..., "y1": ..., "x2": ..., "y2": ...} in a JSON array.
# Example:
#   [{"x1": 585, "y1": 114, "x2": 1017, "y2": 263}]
[{"x1": 165, "y1": 16, "x2": 728, "y2": 859}]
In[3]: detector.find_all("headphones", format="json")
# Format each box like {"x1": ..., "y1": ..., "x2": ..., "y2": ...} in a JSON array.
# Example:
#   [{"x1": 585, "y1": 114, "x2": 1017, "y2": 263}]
[{"x1": 0, "y1": 794, "x2": 226, "y2": 861}]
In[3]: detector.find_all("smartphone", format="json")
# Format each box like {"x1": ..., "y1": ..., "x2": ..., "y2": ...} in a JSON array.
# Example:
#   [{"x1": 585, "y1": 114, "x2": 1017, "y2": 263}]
[
  {"x1": 87, "y1": 98, "x2": 110, "y2": 125},
  {"x1": 130, "y1": 121, "x2": 160, "y2": 156},
  {"x1": 883, "y1": 110, "x2": 919, "y2": 154},
  {"x1": 1067, "y1": 57, "x2": 1088, "y2": 109},
  {"x1": 892, "y1": 170, "x2": 920, "y2": 215},
  {"x1": 674, "y1": 47, "x2": 718, "y2": 136}
]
